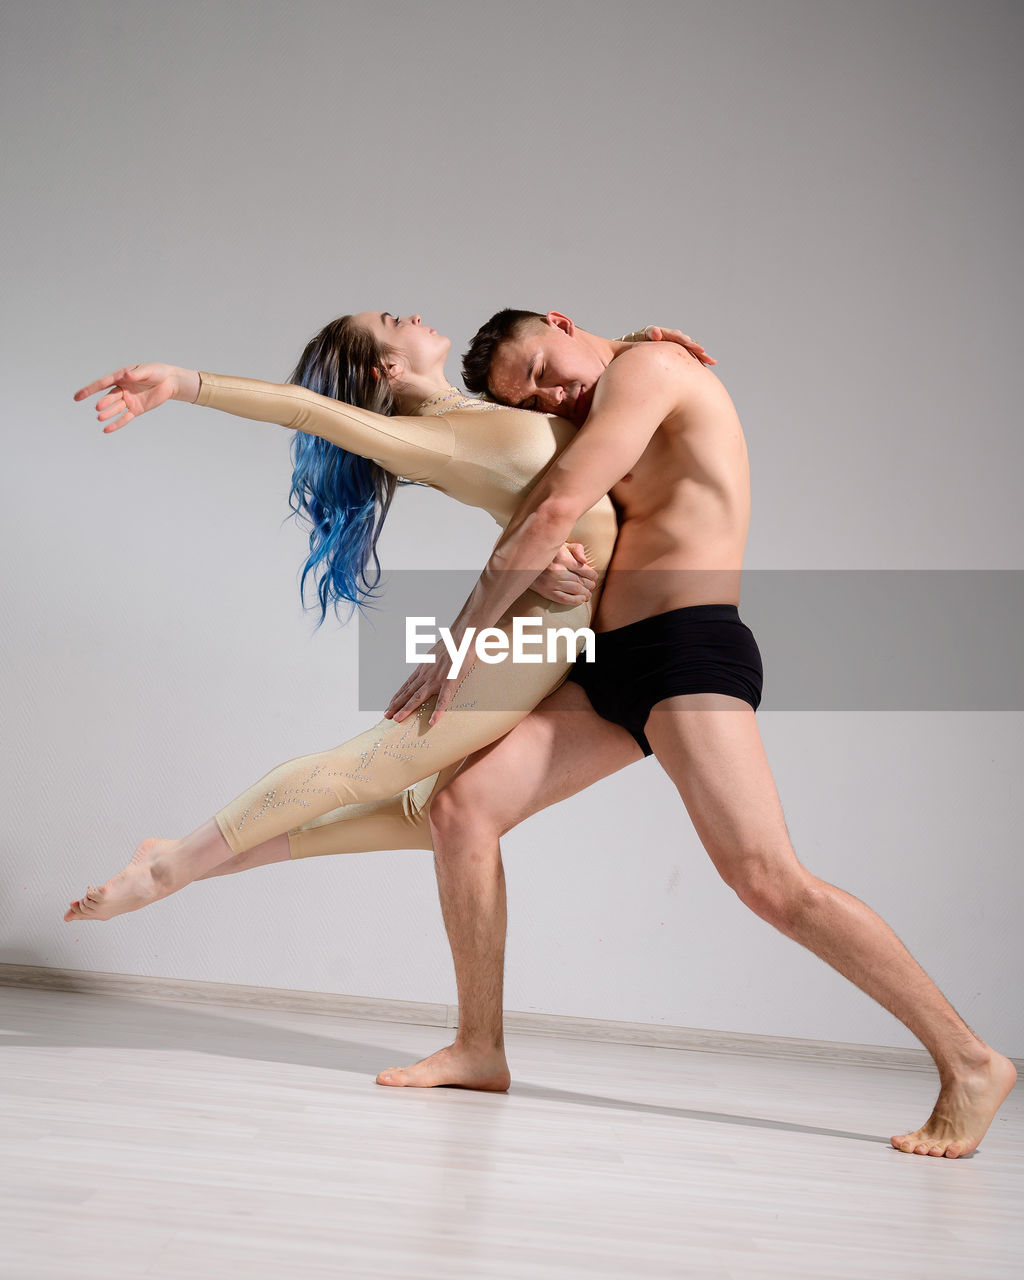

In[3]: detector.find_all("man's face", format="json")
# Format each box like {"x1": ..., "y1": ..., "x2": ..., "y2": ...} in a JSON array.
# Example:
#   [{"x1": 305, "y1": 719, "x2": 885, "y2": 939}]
[{"x1": 487, "y1": 314, "x2": 607, "y2": 425}]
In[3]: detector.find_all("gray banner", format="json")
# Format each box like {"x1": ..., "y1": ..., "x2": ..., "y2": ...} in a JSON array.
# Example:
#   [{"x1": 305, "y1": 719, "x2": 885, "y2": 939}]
[{"x1": 356, "y1": 570, "x2": 1024, "y2": 712}]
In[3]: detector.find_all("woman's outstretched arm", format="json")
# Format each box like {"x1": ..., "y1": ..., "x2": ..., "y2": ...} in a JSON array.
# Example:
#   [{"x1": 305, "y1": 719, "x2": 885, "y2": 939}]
[
  {"x1": 75, "y1": 363, "x2": 454, "y2": 483},
  {"x1": 74, "y1": 363, "x2": 198, "y2": 428}
]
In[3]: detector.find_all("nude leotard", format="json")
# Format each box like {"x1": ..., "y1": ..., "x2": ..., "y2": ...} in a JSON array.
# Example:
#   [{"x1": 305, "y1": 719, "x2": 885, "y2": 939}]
[{"x1": 193, "y1": 372, "x2": 619, "y2": 859}]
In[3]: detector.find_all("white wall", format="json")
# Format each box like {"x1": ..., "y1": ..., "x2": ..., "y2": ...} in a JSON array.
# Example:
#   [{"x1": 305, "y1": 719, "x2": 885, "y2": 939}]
[{"x1": 2, "y1": 0, "x2": 1021, "y2": 1055}]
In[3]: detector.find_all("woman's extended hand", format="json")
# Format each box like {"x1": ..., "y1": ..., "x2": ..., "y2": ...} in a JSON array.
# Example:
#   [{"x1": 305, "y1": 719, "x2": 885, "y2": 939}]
[
  {"x1": 645, "y1": 328, "x2": 717, "y2": 366},
  {"x1": 530, "y1": 541, "x2": 598, "y2": 605},
  {"x1": 73, "y1": 363, "x2": 199, "y2": 432}
]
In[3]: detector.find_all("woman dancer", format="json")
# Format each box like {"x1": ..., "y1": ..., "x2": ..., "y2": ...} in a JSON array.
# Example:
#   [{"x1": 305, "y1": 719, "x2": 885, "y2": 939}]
[{"x1": 67, "y1": 313, "x2": 708, "y2": 920}]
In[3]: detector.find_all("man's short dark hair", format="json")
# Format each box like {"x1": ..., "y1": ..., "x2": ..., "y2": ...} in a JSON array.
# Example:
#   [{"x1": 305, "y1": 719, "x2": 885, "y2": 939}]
[{"x1": 462, "y1": 309, "x2": 546, "y2": 396}]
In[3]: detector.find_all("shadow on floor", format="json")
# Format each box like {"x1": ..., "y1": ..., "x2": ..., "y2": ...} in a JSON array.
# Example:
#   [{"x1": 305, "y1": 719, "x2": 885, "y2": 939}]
[{"x1": 0, "y1": 984, "x2": 902, "y2": 1149}]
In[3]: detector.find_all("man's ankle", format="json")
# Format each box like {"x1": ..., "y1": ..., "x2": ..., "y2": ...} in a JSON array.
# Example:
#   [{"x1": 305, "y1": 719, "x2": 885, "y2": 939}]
[
  {"x1": 937, "y1": 1036, "x2": 994, "y2": 1080},
  {"x1": 453, "y1": 1031, "x2": 505, "y2": 1055}
]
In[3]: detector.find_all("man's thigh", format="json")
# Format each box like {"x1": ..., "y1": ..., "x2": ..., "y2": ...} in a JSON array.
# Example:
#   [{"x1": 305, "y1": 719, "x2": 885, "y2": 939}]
[
  {"x1": 436, "y1": 681, "x2": 645, "y2": 836},
  {"x1": 643, "y1": 693, "x2": 797, "y2": 879}
]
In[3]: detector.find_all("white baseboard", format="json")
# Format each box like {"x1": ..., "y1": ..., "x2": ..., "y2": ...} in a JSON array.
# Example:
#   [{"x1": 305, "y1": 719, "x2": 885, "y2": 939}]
[{"x1": 0, "y1": 962, "x2": 997, "y2": 1073}]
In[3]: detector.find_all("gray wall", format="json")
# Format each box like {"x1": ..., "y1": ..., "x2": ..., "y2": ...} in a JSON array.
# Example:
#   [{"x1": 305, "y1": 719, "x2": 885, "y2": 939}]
[{"x1": 2, "y1": 0, "x2": 1022, "y2": 1055}]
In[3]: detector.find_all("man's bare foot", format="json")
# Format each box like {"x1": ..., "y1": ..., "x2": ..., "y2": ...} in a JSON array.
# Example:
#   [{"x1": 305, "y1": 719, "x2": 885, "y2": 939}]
[
  {"x1": 63, "y1": 837, "x2": 178, "y2": 922},
  {"x1": 376, "y1": 1042, "x2": 511, "y2": 1091},
  {"x1": 890, "y1": 1050, "x2": 1017, "y2": 1157}
]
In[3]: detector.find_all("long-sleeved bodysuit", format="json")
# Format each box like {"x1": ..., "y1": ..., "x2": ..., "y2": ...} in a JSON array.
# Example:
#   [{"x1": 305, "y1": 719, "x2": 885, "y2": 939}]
[{"x1": 194, "y1": 372, "x2": 619, "y2": 860}]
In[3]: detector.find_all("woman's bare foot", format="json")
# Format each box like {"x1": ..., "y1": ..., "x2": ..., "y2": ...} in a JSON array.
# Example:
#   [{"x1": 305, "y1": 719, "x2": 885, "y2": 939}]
[
  {"x1": 63, "y1": 837, "x2": 178, "y2": 922},
  {"x1": 890, "y1": 1050, "x2": 1017, "y2": 1157},
  {"x1": 376, "y1": 1042, "x2": 511, "y2": 1091}
]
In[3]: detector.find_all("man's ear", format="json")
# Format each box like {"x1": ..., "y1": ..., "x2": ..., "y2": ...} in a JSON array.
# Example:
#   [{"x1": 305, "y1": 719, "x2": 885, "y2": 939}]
[{"x1": 545, "y1": 311, "x2": 575, "y2": 338}]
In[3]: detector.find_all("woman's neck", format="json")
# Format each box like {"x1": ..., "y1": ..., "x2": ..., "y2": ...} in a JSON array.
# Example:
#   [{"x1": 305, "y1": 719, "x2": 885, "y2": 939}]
[{"x1": 394, "y1": 375, "x2": 462, "y2": 416}]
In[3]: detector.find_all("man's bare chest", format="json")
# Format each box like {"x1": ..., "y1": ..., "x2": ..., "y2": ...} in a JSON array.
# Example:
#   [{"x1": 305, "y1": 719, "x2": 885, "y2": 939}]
[{"x1": 608, "y1": 425, "x2": 685, "y2": 515}]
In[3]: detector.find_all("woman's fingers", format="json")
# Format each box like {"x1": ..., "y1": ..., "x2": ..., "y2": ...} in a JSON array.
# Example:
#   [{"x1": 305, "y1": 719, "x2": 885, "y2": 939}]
[
  {"x1": 648, "y1": 329, "x2": 718, "y2": 366},
  {"x1": 74, "y1": 371, "x2": 128, "y2": 401},
  {"x1": 96, "y1": 389, "x2": 125, "y2": 412}
]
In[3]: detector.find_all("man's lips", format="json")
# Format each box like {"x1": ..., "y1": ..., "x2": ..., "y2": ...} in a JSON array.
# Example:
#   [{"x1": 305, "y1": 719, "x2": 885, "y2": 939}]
[{"x1": 573, "y1": 384, "x2": 591, "y2": 420}]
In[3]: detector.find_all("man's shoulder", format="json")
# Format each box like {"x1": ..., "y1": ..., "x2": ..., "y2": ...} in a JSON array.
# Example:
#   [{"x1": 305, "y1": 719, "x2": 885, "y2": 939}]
[
  {"x1": 598, "y1": 340, "x2": 700, "y2": 403},
  {"x1": 608, "y1": 340, "x2": 696, "y2": 379}
]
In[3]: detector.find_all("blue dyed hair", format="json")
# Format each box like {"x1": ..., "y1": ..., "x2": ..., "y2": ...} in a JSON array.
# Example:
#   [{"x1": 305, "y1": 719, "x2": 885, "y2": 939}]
[{"x1": 285, "y1": 314, "x2": 418, "y2": 630}]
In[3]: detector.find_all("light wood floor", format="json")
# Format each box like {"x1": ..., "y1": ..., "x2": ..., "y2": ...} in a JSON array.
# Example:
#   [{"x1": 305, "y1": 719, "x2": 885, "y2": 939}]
[{"x1": 1, "y1": 986, "x2": 1020, "y2": 1279}]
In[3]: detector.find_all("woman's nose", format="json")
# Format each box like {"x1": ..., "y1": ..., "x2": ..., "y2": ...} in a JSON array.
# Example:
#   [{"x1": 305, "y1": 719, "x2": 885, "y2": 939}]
[{"x1": 410, "y1": 314, "x2": 421, "y2": 325}]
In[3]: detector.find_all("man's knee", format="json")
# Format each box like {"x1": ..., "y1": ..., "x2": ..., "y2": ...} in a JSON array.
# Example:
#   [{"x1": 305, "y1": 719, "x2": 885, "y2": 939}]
[
  {"x1": 718, "y1": 847, "x2": 816, "y2": 926},
  {"x1": 428, "y1": 778, "x2": 503, "y2": 854}
]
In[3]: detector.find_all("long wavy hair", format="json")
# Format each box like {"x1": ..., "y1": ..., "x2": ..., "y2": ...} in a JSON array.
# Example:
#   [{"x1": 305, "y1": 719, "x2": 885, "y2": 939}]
[{"x1": 285, "y1": 314, "x2": 417, "y2": 629}]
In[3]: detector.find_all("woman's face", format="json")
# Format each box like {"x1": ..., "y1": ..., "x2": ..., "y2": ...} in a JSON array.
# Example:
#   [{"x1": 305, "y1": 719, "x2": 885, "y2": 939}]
[{"x1": 354, "y1": 310, "x2": 451, "y2": 380}]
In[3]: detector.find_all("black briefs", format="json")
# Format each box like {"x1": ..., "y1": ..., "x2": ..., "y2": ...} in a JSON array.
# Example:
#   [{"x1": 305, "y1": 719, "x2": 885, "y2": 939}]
[{"x1": 566, "y1": 603, "x2": 763, "y2": 757}]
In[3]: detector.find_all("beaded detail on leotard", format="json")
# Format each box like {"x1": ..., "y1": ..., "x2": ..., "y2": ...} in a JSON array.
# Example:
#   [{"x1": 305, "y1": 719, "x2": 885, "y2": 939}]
[
  {"x1": 414, "y1": 385, "x2": 504, "y2": 416},
  {"x1": 227, "y1": 667, "x2": 483, "y2": 836}
]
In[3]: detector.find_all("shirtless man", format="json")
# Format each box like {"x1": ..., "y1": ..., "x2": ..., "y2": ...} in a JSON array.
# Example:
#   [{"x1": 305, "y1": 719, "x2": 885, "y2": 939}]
[{"x1": 376, "y1": 309, "x2": 1017, "y2": 1160}]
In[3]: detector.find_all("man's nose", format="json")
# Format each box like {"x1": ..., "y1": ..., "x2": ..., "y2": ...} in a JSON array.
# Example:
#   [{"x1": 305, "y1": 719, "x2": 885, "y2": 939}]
[{"x1": 540, "y1": 386, "x2": 564, "y2": 409}]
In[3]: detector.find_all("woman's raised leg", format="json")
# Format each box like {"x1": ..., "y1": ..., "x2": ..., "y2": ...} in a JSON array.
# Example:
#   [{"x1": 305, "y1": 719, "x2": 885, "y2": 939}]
[
  {"x1": 61, "y1": 593, "x2": 592, "y2": 922},
  {"x1": 63, "y1": 765, "x2": 463, "y2": 920}
]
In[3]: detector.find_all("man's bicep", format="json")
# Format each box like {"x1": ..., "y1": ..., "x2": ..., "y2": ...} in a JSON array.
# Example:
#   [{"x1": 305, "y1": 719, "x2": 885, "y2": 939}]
[
  {"x1": 544, "y1": 363, "x2": 674, "y2": 513},
  {"x1": 543, "y1": 418, "x2": 653, "y2": 514}
]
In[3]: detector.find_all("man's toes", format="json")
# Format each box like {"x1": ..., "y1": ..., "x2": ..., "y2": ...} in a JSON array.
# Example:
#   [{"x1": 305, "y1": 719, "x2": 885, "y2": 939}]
[
  {"x1": 928, "y1": 1145, "x2": 945, "y2": 1156},
  {"x1": 944, "y1": 1143, "x2": 963, "y2": 1159},
  {"x1": 914, "y1": 1143, "x2": 930, "y2": 1155}
]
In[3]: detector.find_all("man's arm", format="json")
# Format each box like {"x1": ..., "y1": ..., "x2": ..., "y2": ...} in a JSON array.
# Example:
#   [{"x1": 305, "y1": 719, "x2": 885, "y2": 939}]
[
  {"x1": 387, "y1": 345, "x2": 686, "y2": 723},
  {"x1": 474, "y1": 343, "x2": 682, "y2": 581}
]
